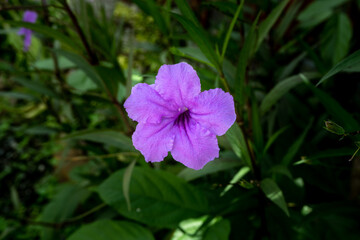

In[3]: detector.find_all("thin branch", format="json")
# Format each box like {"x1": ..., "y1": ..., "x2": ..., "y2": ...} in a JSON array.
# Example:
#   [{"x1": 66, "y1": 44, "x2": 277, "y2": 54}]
[
  {"x1": 61, "y1": 0, "x2": 98, "y2": 64},
  {"x1": 0, "y1": 5, "x2": 63, "y2": 11}
]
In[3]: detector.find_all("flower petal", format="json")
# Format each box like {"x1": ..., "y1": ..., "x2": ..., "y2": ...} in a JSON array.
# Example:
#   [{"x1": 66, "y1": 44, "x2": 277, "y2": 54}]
[
  {"x1": 124, "y1": 83, "x2": 178, "y2": 124},
  {"x1": 171, "y1": 119, "x2": 219, "y2": 170},
  {"x1": 132, "y1": 119, "x2": 175, "y2": 162},
  {"x1": 190, "y1": 88, "x2": 236, "y2": 136},
  {"x1": 155, "y1": 62, "x2": 201, "y2": 107},
  {"x1": 23, "y1": 10, "x2": 38, "y2": 23}
]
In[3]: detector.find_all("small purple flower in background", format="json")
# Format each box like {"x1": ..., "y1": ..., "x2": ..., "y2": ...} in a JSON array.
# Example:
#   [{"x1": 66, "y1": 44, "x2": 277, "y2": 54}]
[
  {"x1": 18, "y1": 10, "x2": 38, "y2": 52},
  {"x1": 124, "y1": 62, "x2": 236, "y2": 170}
]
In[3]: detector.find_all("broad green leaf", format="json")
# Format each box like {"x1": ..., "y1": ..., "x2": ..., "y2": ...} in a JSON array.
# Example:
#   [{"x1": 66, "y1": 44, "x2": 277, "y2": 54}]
[
  {"x1": 12, "y1": 77, "x2": 59, "y2": 99},
  {"x1": 225, "y1": 124, "x2": 252, "y2": 171},
  {"x1": 303, "y1": 76, "x2": 359, "y2": 130},
  {"x1": 203, "y1": 219, "x2": 231, "y2": 240},
  {"x1": 260, "y1": 72, "x2": 319, "y2": 115},
  {"x1": 220, "y1": 0, "x2": 244, "y2": 63},
  {"x1": 173, "y1": 13, "x2": 219, "y2": 70},
  {"x1": 132, "y1": 0, "x2": 168, "y2": 34},
  {"x1": 321, "y1": 13, "x2": 352, "y2": 66},
  {"x1": 317, "y1": 49, "x2": 360, "y2": 85},
  {"x1": 282, "y1": 119, "x2": 313, "y2": 166},
  {"x1": 260, "y1": 178, "x2": 289, "y2": 216},
  {"x1": 40, "y1": 184, "x2": 90, "y2": 240},
  {"x1": 256, "y1": 0, "x2": 290, "y2": 50},
  {"x1": 178, "y1": 155, "x2": 242, "y2": 182},
  {"x1": 64, "y1": 130, "x2": 135, "y2": 151},
  {"x1": 55, "y1": 49, "x2": 104, "y2": 90},
  {"x1": 68, "y1": 220, "x2": 154, "y2": 240},
  {"x1": 98, "y1": 167, "x2": 209, "y2": 228},
  {"x1": 3, "y1": 21, "x2": 82, "y2": 51}
]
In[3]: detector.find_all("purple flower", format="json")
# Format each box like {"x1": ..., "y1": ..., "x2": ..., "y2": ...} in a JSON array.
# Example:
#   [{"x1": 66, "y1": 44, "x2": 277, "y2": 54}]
[
  {"x1": 18, "y1": 10, "x2": 38, "y2": 52},
  {"x1": 124, "y1": 62, "x2": 236, "y2": 170}
]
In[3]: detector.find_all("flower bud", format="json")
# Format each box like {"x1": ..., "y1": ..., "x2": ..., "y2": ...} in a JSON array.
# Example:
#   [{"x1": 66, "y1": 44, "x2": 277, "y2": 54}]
[{"x1": 324, "y1": 120, "x2": 345, "y2": 135}]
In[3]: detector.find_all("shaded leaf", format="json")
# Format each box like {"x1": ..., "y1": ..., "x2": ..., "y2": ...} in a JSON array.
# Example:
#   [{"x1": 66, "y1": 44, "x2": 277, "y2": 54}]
[
  {"x1": 64, "y1": 130, "x2": 135, "y2": 151},
  {"x1": 256, "y1": 0, "x2": 290, "y2": 50},
  {"x1": 225, "y1": 124, "x2": 252, "y2": 171},
  {"x1": 178, "y1": 156, "x2": 242, "y2": 182},
  {"x1": 203, "y1": 219, "x2": 231, "y2": 240},
  {"x1": 260, "y1": 178, "x2": 289, "y2": 216},
  {"x1": 317, "y1": 49, "x2": 360, "y2": 85},
  {"x1": 98, "y1": 167, "x2": 209, "y2": 228},
  {"x1": 173, "y1": 13, "x2": 219, "y2": 70},
  {"x1": 68, "y1": 219, "x2": 154, "y2": 240},
  {"x1": 260, "y1": 72, "x2": 319, "y2": 115},
  {"x1": 282, "y1": 119, "x2": 313, "y2": 166},
  {"x1": 4, "y1": 21, "x2": 82, "y2": 51}
]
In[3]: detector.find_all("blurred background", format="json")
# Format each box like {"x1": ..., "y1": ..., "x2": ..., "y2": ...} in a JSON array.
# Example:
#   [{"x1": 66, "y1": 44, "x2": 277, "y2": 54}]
[{"x1": 1, "y1": 0, "x2": 360, "y2": 239}]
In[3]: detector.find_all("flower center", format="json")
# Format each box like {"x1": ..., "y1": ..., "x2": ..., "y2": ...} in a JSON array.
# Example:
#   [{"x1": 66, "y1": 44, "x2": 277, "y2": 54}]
[{"x1": 174, "y1": 109, "x2": 190, "y2": 127}]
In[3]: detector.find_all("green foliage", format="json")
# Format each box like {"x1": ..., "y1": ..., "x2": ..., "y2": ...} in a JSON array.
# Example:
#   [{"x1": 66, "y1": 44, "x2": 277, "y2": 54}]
[{"x1": 1, "y1": 0, "x2": 359, "y2": 239}]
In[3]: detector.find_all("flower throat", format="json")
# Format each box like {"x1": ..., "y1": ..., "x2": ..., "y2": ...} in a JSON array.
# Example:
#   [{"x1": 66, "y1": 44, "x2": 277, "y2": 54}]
[{"x1": 174, "y1": 109, "x2": 190, "y2": 126}]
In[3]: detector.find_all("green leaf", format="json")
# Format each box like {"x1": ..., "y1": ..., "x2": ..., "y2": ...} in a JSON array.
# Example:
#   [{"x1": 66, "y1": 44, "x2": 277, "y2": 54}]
[
  {"x1": 123, "y1": 160, "x2": 136, "y2": 211},
  {"x1": 33, "y1": 57, "x2": 76, "y2": 70},
  {"x1": 252, "y1": 99, "x2": 264, "y2": 152},
  {"x1": 260, "y1": 72, "x2": 319, "y2": 115},
  {"x1": 95, "y1": 65, "x2": 122, "y2": 97},
  {"x1": 297, "y1": 0, "x2": 348, "y2": 28},
  {"x1": 303, "y1": 76, "x2": 359, "y2": 130},
  {"x1": 55, "y1": 49, "x2": 104, "y2": 90},
  {"x1": 174, "y1": 0, "x2": 200, "y2": 26},
  {"x1": 282, "y1": 119, "x2": 313, "y2": 166},
  {"x1": 173, "y1": 13, "x2": 219, "y2": 70},
  {"x1": 4, "y1": 21, "x2": 82, "y2": 52},
  {"x1": 132, "y1": 0, "x2": 168, "y2": 34},
  {"x1": 203, "y1": 219, "x2": 231, "y2": 240},
  {"x1": 67, "y1": 70, "x2": 98, "y2": 93},
  {"x1": 225, "y1": 124, "x2": 252, "y2": 171},
  {"x1": 321, "y1": 13, "x2": 352, "y2": 66},
  {"x1": 64, "y1": 130, "x2": 135, "y2": 151},
  {"x1": 256, "y1": 0, "x2": 290, "y2": 50},
  {"x1": 275, "y1": 1, "x2": 302, "y2": 41},
  {"x1": 264, "y1": 126, "x2": 289, "y2": 154},
  {"x1": 68, "y1": 220, "x2": 155, "y2": 240},
  {"x1": 12, "y1": 77, "x2": 60, "y2": 99},
  {"x1": 220, "y1": 0, "x2": 244, "y2": 63},
  {"x1": 260, "y1": 178, "x2": 289, "y2": 216},
  {"x1": 178, "y1": 156, "x2": 242, "y2": 182},
  {"x1": 170, "y1": 47, "x2": 215, "y2": 68},
  {"x1": 235, "y1": 12, "x2": 260, "y2": 104},
  {"x1": 220, "y1": 166, "x2": 250, "y2": 196},
  {"x1": 98, "y1": 167, "x2": 209, "y2": 228},
  {"x1": 317, "y1": 49, "x2": 360, "y2": 86},
  {"x1": 40, "y1": 184, "x2": 90, "y2": 240}
]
